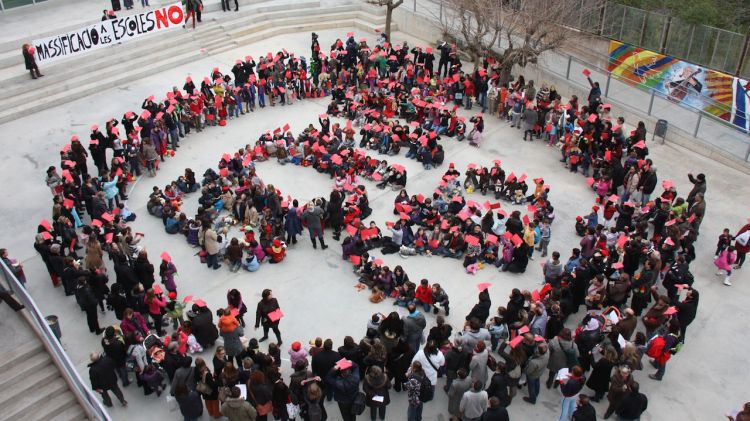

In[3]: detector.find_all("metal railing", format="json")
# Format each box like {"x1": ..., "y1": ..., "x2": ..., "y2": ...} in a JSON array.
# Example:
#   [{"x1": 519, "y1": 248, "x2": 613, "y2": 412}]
[
  {"x1": 407, "y1": 0, "x2": 750, "y2": 163},
  {"x1": 0, "y1": 260, "x2": 112, "y2": 421},
  {"x1": 0, "y1": 0, "x2": 47, "y2": 12}
]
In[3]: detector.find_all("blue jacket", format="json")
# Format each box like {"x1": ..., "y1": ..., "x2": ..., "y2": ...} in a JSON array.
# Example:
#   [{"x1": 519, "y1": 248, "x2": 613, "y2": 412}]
[
  {"x1": 326, "y1": 363, "x2": 360, "y2": 403},
  {"x1": 102, "y1": 176, "x2": 119, "y2": 199}
]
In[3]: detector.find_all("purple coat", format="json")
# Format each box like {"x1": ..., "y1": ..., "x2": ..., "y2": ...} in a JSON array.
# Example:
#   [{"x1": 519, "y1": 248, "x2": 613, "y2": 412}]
[{"x1": 160, "y1": 262, "x2": 177, "y2": 292}]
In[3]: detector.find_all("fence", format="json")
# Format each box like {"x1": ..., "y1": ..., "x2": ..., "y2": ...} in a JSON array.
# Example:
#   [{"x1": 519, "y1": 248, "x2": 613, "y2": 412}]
[
  {"x1": 572, "y1": 1, "x2": 749, "y2": 79},
  {"x1": 406, "y1": 0, "x2": 750, "y2": 163},
  {"x1": 0, "y1": 260, "x2": 112, "y2": 421}
]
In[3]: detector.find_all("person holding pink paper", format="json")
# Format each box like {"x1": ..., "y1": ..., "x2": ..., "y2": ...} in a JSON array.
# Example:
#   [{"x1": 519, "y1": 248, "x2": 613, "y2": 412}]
[{"x1": 255, "y1": 289, "x2": 282, "y2": 345}]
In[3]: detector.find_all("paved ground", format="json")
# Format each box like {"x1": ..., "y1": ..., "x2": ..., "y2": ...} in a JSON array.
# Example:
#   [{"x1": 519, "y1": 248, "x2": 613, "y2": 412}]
[{"x1": 0, "y1": 6, "x2": 749, "y2": 421}]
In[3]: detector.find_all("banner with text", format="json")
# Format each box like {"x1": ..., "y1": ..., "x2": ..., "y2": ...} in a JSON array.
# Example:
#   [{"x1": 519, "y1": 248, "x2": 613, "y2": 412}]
[
  {"x1": 607, "y1": 40, "x2": 749, "y2": 133},
  {"x1": 32, "y1": 3, "x2": 185, "y2": 65}
]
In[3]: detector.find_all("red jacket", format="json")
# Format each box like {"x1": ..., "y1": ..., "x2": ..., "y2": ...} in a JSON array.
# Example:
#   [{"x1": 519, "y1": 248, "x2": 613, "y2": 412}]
[{"x1": 415, "y1": 285, "x2": 433, "y2": 304}]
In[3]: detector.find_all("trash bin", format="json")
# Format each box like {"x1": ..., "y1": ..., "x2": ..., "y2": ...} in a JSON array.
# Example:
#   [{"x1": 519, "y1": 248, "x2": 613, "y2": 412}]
[
  {"x1": 654, "y1": 119, "x2": 668, "y2": 142},
  {"x1": 45, "y1": 315, "x2": 61, "y2": 340}
]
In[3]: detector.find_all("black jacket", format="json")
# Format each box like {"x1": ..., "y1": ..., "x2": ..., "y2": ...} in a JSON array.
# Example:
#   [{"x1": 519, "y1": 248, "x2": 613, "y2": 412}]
[
  {"x1": 101, "y1": 336, "x2": 128, "y2": 365},
  {"x1": 481, "y1": 406, "x2": 510, "y2": 421},
  {"x1": 190, "y1": 309, "x2": 219, "y2": 348},
  {"x1": 311, "y1": 349, "x2": 341, "y2": 378},
  {"x1": 571, "y1": 402, "x2": 597, "y2": 421},
  {"x1": 615, "y1": 391, "x2": 648, "y2": 418},
  {"x1": 89, "y1": 356, "x2": 119, "y2": 390}
]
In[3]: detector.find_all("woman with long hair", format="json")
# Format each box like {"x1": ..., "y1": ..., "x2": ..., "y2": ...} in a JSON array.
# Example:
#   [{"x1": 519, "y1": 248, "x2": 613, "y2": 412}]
[{"x1": 195, "y1": 357, "x2": 221, "y2": 418}]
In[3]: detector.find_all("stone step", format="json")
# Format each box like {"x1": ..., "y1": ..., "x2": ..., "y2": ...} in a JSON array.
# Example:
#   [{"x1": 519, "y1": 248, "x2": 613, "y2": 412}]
[
  {"x1": 0, "y1": 363, "x2": 61, "y2": 409},
  {"x1": 225, "y1": 17, "x2": 393, "y2": 55},
  {"x1": 0, "y1": 34, "x2": 202, "y2": 95},
  {"x1": 0, "y1": 48, "x2": 202, "y2": 124},
  {"x1": 220, "y1": 3, "x2": 362, "y2": 35},
  {"x1": 0, "y1": 340, "x2": 44, "y2": 375},
  {"x1": 0, "y1": 0, "x2": 316, "y2": 70},
  {"x1": 0, "y1": 39, "x2": 202, "y2": 107},
  {"x1": 16, "y1": 390, "x2": 80, "y2": 421},
  {"x1": 47, "y1": 403, "x2": 89, "y2": 421},
  {"x1": 0, "y1": 347, "x2": 51, "y2": 391},
  {"x1": 1, "y1": 376, "x2": 70, "y2": 420}
]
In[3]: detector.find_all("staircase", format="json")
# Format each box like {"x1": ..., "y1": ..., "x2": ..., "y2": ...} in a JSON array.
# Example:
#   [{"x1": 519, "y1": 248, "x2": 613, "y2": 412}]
[
  {"x1": 0, "y1": 338, "x2": 88, "y2": 420},
  {"x1": 0, "y1": 1, "x2": 394, "y2": 124}
]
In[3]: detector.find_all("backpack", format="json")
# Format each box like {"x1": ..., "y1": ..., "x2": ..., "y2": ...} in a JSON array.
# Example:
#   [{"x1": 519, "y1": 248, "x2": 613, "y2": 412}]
[
  {"x1": 418, "y1": 374, "x2": 434, "y2": 402},
  {"x1": 562, "y1": 342, "x2": 578, "y2": 368}
]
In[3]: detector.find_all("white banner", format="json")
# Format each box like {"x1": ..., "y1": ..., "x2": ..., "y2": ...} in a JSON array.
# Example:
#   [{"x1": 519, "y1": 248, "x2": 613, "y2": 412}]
[{"x1": 32, "y1": 2, "x2": 185, "y2": 65}]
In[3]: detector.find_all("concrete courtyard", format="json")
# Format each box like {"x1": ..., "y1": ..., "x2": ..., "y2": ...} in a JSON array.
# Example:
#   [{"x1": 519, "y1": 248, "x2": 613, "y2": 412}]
[{"x1": 0, "y1": 3, "x2": 748, "y2": 421}]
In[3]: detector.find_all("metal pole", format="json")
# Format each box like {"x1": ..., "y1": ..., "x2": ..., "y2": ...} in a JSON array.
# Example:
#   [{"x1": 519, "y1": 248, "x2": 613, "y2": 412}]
[
  {"x1": 0, "y1": 0, "x2": 4, "y2": 11},
  {"x1": 439, "y1": 0, "x2": 443, "y2": 21},
  {"x1": 604, "y1": 73, "x2": 611, "y2": 97},
  {"x1": 745, "y1": 143, "x2": 750, "y2": 162},
  {"x1": 660, "y1": 16, "x2": 671, "y2": 54},
  {"x1": 693, "y1": 113, "x2": 702, "y2": 138},
  {"x1": 709, "y1": 31, "x2": 721, "y2": 68},
  {"x1": 639, "y1": 11, "x2": 647, "y2": 46},
  {"x1": 620, "y1": 6, "x2": 626, "y2": 40},
  {"x1": 565, "y1": 55, "x2": 572, "y2": 79},
  {"x1": 736, "y1": 31, "x2": 749, "y2": 76},
  {"x1": 686, "y1": 25, "x2": 695, "y2": 59},
  {"x1": 647, "y1": 91, "x2": 655, "y2": 115},
  {"x1": 598, "y1": 1, "x2": 607, "y2": 36}
]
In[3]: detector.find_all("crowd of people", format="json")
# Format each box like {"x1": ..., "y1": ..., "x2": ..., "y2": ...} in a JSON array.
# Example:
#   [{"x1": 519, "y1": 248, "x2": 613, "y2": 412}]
[{"x1": 18, "y1": 23, "x2": 750, "y2": 421}]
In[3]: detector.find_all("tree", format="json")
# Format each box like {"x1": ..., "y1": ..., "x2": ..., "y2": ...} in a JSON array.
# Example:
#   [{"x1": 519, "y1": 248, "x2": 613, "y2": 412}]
[
  {"x1": 438, "y1": 0, "x2": 604, "y2": 85},
  {"x1": 367, "y1": 0, "x2": 404, "y2": 40}
]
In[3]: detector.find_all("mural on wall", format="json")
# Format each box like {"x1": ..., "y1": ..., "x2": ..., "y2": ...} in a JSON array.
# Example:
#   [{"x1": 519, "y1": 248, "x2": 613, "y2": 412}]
[{"x1": 607, "y1": 40, "x2": 749, "y2": 133}]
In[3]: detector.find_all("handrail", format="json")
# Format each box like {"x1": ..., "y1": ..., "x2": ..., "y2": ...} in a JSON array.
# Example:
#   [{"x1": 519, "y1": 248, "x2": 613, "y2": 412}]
[{"x1": 0, "y1": 260, "x2": 112, "y2": 421}]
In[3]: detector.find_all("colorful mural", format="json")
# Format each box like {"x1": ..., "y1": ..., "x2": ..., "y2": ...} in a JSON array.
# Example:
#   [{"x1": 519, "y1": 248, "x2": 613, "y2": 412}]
[{"x1": 607, "y1": 41, "x2": 749, "y2": 133}]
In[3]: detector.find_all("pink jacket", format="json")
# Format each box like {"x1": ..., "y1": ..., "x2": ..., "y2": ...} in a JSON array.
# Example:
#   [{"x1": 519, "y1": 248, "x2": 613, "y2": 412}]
[
  {"x1": 288, "y1": 348, "x2": 309, "y2": 368},
  {"x1": 714, "y1": 249, "x2": 736, "y2": 272},
  {"x1": 121, "y1": 313, "x2": 149, "y2": 337},
  {"x1": 147, "y1": 296, "x2": 166, "y2": 316}
]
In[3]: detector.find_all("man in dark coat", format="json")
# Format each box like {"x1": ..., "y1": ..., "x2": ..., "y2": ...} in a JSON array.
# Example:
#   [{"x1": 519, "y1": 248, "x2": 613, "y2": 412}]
[
  {"x1": 615, "y1": 381, "x2": 648, "y2": 420},
  {"x1": 312, "y1": 339, "x2": 341, "y2": 401},
  {"x1": 676, "y1": 288, "x2": 699, "y2": 343},
  {"x1": 686, "y1": 173, "x2": 706, "y2": 206},
  {"x1": 89, "y1": 352, "x2": 127, "y2": 407},
  {"x1": 571, "y1": 393, "x2": 597, "y2": 421},
  {"x1": 483, "y1": 397, "x2": 510, "y2": 421}
]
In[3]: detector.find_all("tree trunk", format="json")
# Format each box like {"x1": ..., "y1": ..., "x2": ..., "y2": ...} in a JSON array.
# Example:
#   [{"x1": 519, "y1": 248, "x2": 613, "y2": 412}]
[
  {"x1": 498, "y1": 60, "x2": 514, "y2": 87},
  {"x1": 386, "y1": 5, "x2": 393, "y2": 40}
]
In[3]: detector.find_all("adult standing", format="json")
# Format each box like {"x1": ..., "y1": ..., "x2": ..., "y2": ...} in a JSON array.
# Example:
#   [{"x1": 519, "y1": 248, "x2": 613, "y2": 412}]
[
  {"x1": 101, "y1": 327, "x2": 130, "y2": 388},
  {"x1": 460, "y1": 380, "x2": 489, "y2": 421},
  {"x1": 614, "y1": 381, "x2": 648, "y2": 421},
  {"x1": 447, "y1": 368, "x2": 472, "y2": 419},
  {"x1": 326, "y1": 360, "x2": 360, "y2": 421},
  {"x1": 301, "y1": 200, "x2": 328, "y2": 249},
  {"x1": 312, "y1": 339, "x2": 341, "y2": 401},
  {"x1": 411, "y1": 341, "x2": 445, "y2": 396},
  {"x1": 175, "y1": 383, "x2": 204, "y2": 421},
  {"x1": 523, "y1": 342, "x2": 549, "y2": 405},
  {"x1": 557, "y1": 365, "x2": 585, "y2": 421},
  {"x1": 676, "y1": 287, "x2": 699, "y2": 343},
  {"x1": 89, "y1": 352, "x2": 128, "y2": 408},
  {"x1": 363, "y1": 365, "x2": 391, "y2": 421},
  {"x1": 204, "y1": 226, "x2": 221, "y2": 270},
  {"x1": 404, "y1": 361, "x2": 428, "y2": 421},
  {"x1": 221, "y1": 386, "x2": 257, "y2": 421},
  {"x1": 255, "y1": 288, "x2": 282, "y2": 344},
  {"x1": 732, "y1": 219, "x2": 750, "y2": 270},
  {"x1": 686, "y1": 173, "x2": 706, "y2": 206},
  {"x1": 603, "y1": 365, "x2": 634, "y2": 418},
  {"x1": 22, "y1": 44, "x2": 43, "y2": 79},
  {"x1": 403, "y1": 303, "x2": 427, "y2": 354},
  {"x1": 195, "y1": 357, "x2": 221, "y2": 418}
]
